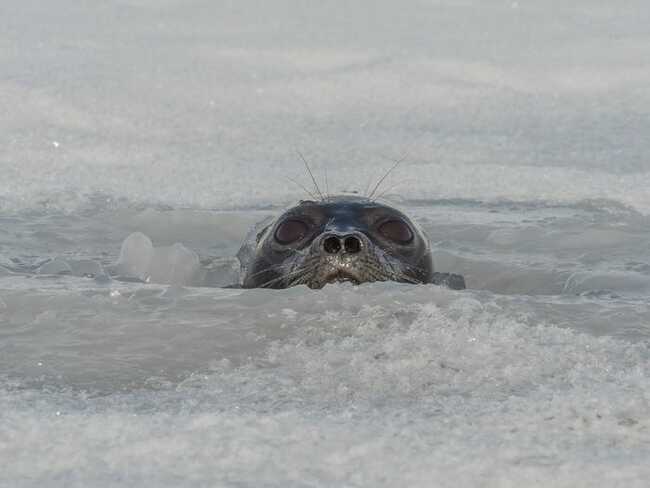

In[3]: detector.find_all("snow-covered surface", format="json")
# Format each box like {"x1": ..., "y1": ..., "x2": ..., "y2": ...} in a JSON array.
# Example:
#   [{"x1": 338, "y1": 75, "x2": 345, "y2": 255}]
[{"x1": 1, "y1": 1, "x2": 650, "y2": 486}]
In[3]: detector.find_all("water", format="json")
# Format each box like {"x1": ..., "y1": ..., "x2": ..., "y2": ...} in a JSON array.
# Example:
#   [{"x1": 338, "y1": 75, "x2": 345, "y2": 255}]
[{"x1": 2, "y1": 1, "x2": 650, "y2": 486}]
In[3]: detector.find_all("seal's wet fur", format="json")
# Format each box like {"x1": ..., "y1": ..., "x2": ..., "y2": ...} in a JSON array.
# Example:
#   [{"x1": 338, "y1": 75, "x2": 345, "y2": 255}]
[{"x1": 238, "y1": 196, "x2": 465, "y2": 290}]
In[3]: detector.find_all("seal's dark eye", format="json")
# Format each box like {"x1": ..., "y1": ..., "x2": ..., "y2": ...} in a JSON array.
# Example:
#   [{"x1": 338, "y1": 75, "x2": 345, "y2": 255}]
[
  {"x1": 275, "y1": 219, "x2": 309, "y2": 245},
  {"x1": 378, "y1": 220, "x2": 413, "y2": 244}
]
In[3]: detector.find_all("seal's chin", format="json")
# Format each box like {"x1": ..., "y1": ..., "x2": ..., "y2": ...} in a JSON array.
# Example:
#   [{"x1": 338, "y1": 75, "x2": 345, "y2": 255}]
[
  {"x1": 326, "y1": 269, "x2": 362, "y2": 285},
  {"x1": 307, "y1": 266, "x2": 366, "y2": 289}
]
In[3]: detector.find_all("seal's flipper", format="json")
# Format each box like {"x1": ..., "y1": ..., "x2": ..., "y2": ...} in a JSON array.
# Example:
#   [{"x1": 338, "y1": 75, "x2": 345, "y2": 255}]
[{"x1": 431, "y1": 272, "x2": 466, "y2": 290}]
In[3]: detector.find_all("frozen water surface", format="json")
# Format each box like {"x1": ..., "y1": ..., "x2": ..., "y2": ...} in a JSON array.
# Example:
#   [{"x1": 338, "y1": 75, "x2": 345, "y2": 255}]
[{"x1": 2, "y1": 0, "x2": 650, "y2": 486}]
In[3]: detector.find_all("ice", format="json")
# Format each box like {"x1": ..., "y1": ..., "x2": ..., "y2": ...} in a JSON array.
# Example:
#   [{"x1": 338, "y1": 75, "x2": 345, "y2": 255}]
[
  {"x1": 0, "y1": 283, "x2": 649, "y2": 486},
  {"x1": 1, "y1": 1, "x2": 650, "y2": 214},
  {"x1": 115, "y1": 233, "x2": 239, "y2": 287},
  {"x1": 37, "y1": 258, "x2": 107, "y2": 279},
  {"x1": 115, "y1": 232, "x2": 202, "y2": 286},
  {"x1": 198, "y1": 256, "x2": 241, "y2": 288},
  {"x1": 115, "y1": 232, "x2": 154, "y2": 281},
  {"x1": 3, "y1": 220, "x2": 650, "y2": 488},
  {"x1": 68, "y1": 259, "x2": 105, "y2": 279},
  {"x1": 148, "y1": 243, "x2": 200, "y2": 285},
  {"x1": 36, "y1": 258, "x2": 72, "y2": 275},
  {"x1": 0, "y1": 265, "x2": 15, "y2": 276}
]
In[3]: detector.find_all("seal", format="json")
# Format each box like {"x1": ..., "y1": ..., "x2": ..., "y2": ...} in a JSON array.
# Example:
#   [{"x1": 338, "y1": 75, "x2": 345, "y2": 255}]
[{"x1": 237, "y1": 195, "x2": 465, "y2": 290}]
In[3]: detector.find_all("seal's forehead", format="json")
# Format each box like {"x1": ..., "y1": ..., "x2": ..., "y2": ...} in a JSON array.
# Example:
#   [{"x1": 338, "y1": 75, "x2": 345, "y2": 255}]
[
  {"x1": 297, "y1": 195, "x2": 372, "y2": 206},
  {"x1": 283, "y1": 196, "x2": 408, "y2": 221},
  {"x1": 292, "y1": 196, "x2": 384, "y2": 212}
]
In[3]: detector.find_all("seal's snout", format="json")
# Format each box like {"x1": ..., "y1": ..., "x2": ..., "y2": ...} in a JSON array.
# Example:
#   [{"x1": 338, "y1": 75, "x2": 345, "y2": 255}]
[{"x1": 320, "y1": 233, "x2": 364, "y2": 255}]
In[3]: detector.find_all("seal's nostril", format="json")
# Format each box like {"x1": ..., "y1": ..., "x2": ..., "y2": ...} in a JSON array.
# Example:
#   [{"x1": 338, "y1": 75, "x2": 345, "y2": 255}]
[
  {"x1": 344, "y1": 236, "x2": 361, "y2": 254},
  {"x1": 323, "y1": 236, "x2": 342, "y2": 254}
]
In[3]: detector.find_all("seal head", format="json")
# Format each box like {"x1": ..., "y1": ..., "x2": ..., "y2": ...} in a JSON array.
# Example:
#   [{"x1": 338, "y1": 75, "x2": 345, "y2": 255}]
[{"x1": 238, "y1": 196, "x2": 464, "y2": 289}]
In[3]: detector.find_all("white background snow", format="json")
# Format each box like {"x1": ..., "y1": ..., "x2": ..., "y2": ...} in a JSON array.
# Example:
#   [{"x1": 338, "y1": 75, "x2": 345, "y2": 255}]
[{"x1": 1, "y1": 0, "x2": 650, "y2": 486}]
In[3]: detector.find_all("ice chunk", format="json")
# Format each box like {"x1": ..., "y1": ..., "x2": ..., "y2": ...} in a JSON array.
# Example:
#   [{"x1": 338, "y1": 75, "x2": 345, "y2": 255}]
[
  {"x1": 115, "y1": 232, "x2": 154, "y2": 281},
  {"x1": 37, "y1": 258, "x2": 72, "y2": 275},
  {"x1": 114, "y1": 233, "x2": 201, "y2": 285},
  {"x1": 148, "y1": 243, "x2": 200, "y2": 286}
]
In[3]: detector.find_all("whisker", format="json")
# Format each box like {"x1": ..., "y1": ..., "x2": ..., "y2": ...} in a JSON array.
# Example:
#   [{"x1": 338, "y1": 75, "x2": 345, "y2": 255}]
[
  {"x1": 296, "y1": 150, "x2": 325, "y2": 201},
  {"x1": 376, "y1": 250, "x2": 425, "y2": 284},
  {"x1": 287, "y1": 265, "x2": 318, "y2": 287},
  {"x1": 390, "y1": 269, "x2": 422, "y2": 284},
  {"x1": 285, "y1": 175, "x2": 318, "y2": 201},
  {"x1": 244, "y1": 262, "x2": 293, "y2": 281},
  {"x1": 372, "y1": 258, "x2": 420, "y2": 285},
  {"x1": 258, "y1": 272, "x2": 295, "y2": 289},
  {"x1": 258, "y1": 261, "x2": 318, "y2": 289},
  {"x1": 364, "y1": 171, "x2": 375, "y2": 198},
  {"x1": 285, "y1": 259, "x2": 321, "y2": 288},
  {"x1": 374, "y1": 179, "x2": 409, "y2": 201},
  {"x1": 367, "y1": 153, "x2": 409, "y2": 200},
  {"x1": 374, "y1": 187, "x2": 396, "y2": 202},
  {"x1": 324, "y1": 166, "x2": 330, "y2": 201}
]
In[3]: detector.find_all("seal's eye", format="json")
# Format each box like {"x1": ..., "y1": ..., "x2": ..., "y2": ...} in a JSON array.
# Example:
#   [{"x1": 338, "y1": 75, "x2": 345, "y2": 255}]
[
  {"x1": 378, "y1": 220, "x2": 413, "y2": 244},
  {"x1": 275, "y1": 219, "x2": 309, "y2": 245}
]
